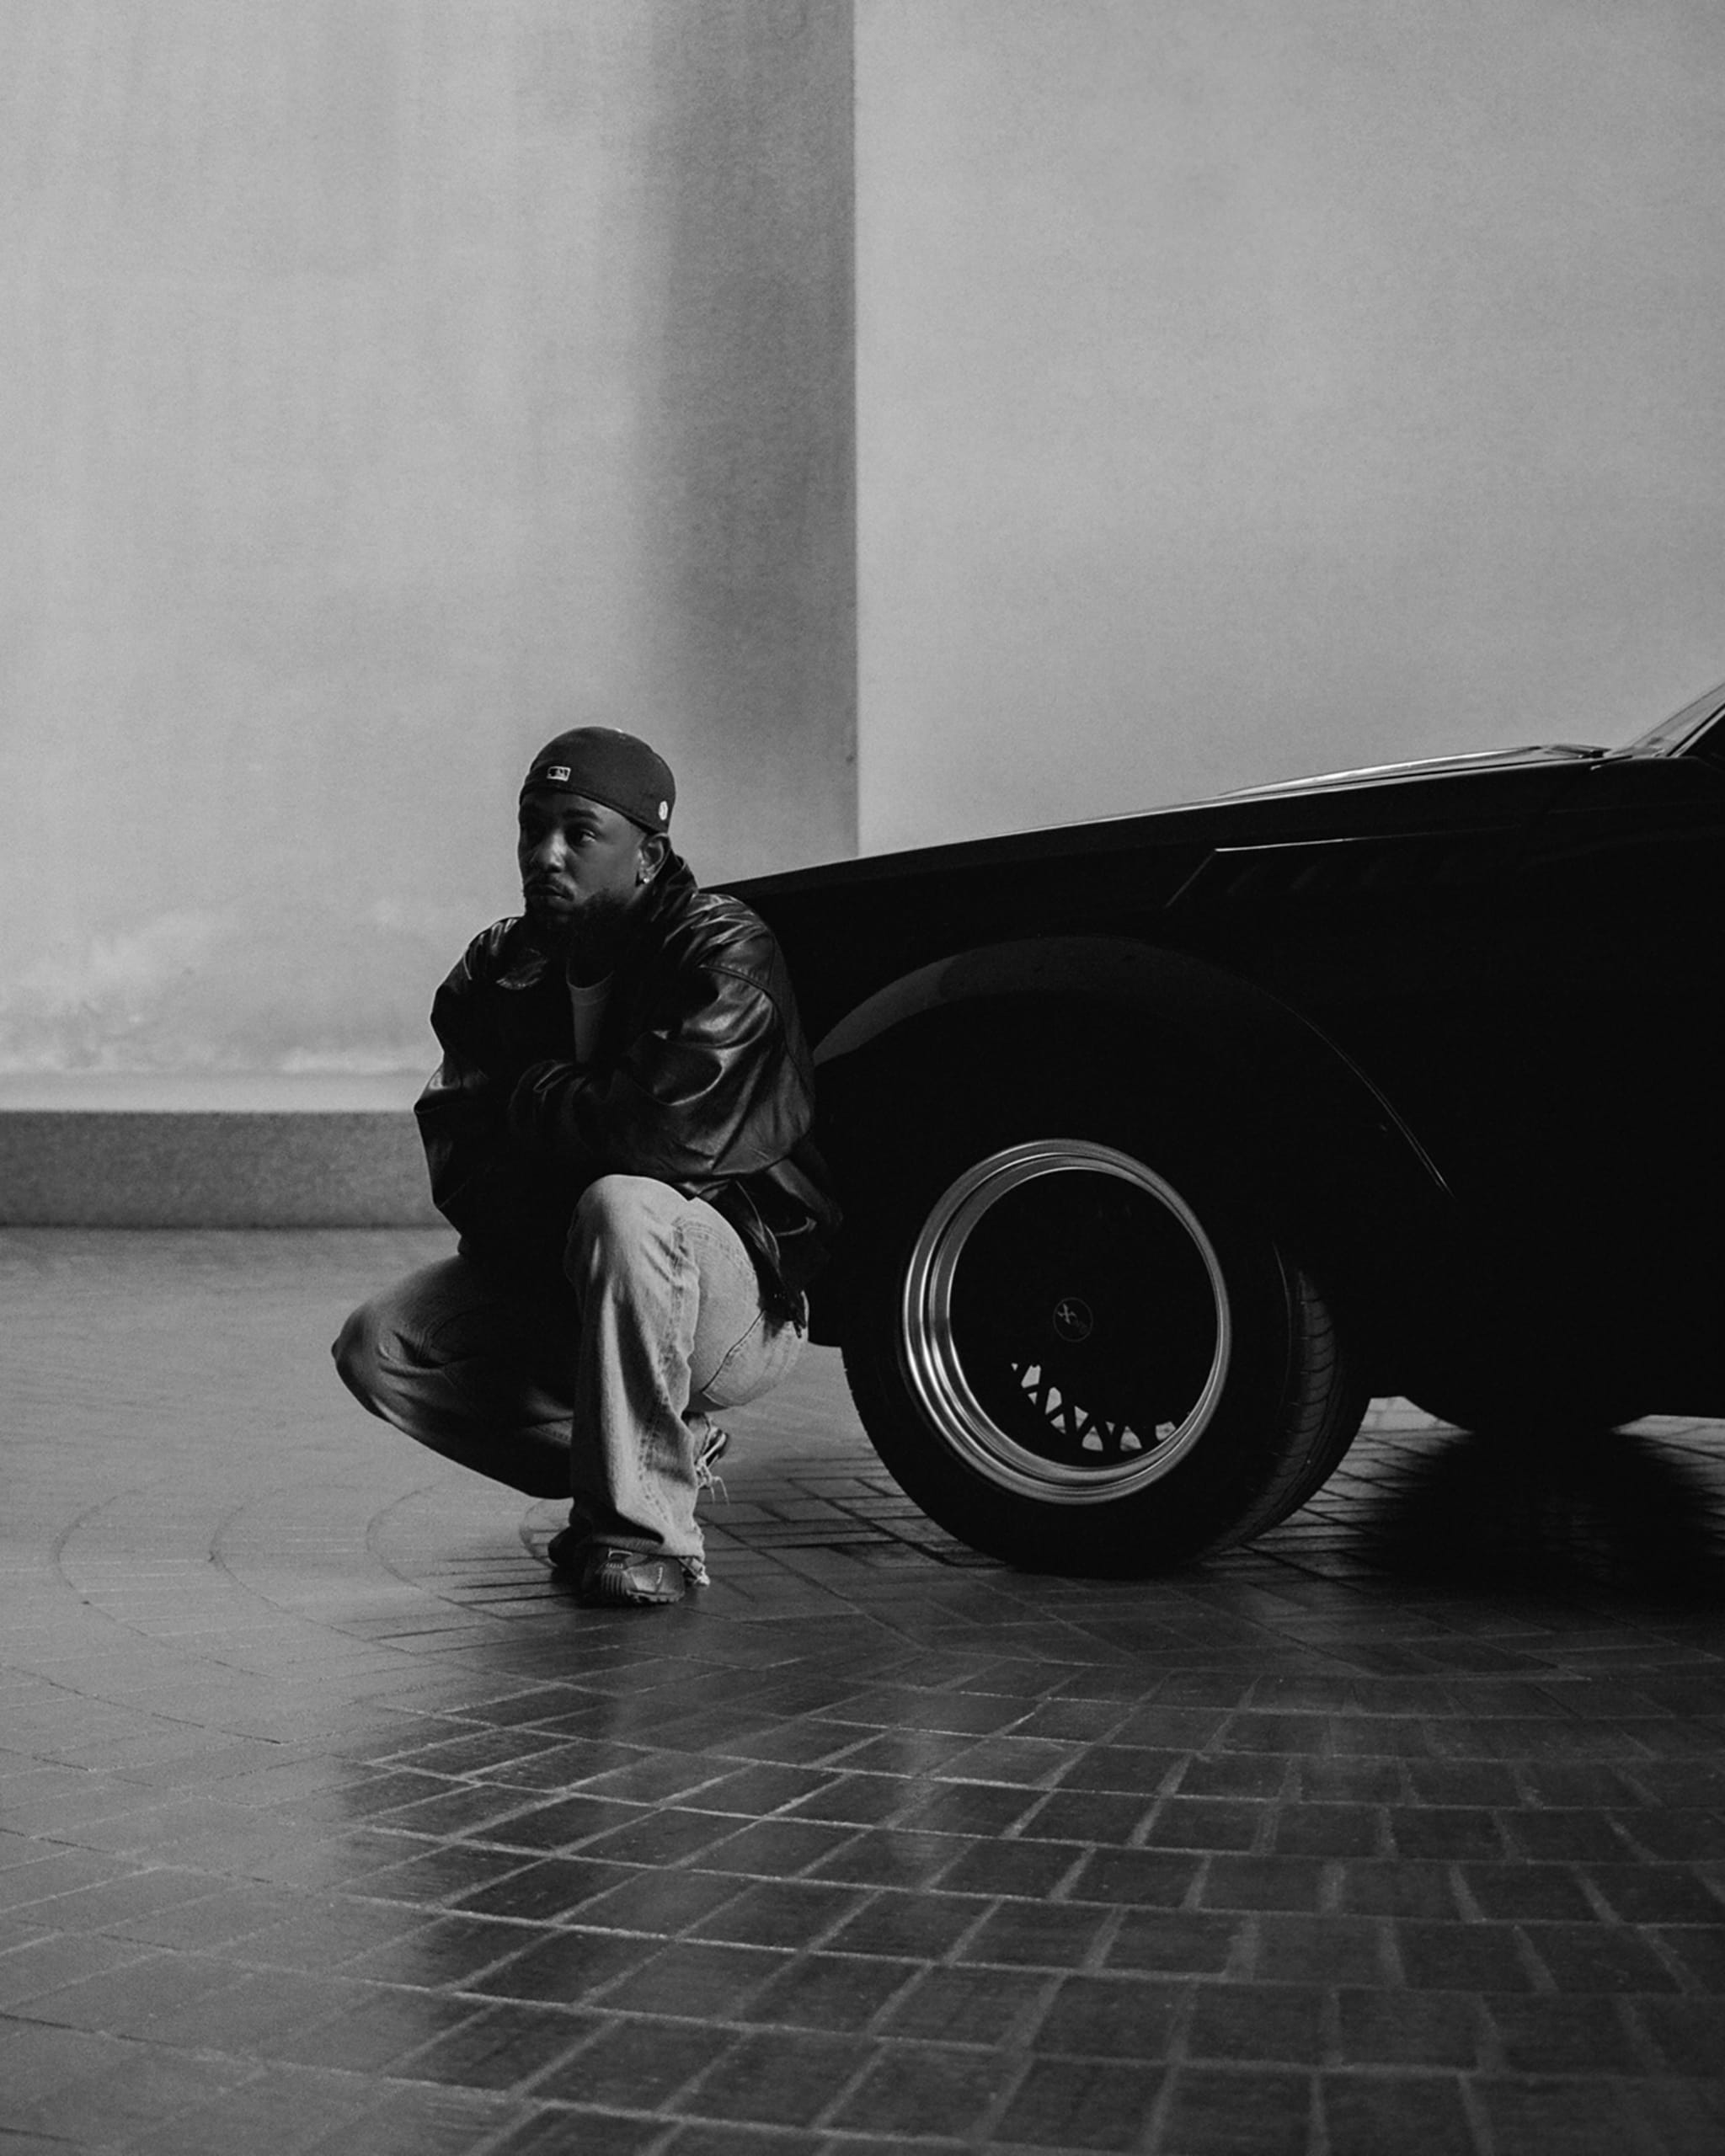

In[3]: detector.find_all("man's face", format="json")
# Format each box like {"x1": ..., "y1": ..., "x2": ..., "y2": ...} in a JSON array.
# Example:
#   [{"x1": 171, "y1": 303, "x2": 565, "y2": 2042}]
[{"x1": 517, "y1": 792, "x2": 660, "y2": 964}]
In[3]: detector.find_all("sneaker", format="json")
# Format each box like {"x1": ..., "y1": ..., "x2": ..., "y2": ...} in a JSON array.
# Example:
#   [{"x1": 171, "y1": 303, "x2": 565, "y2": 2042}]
[
  {"x1": 577, "y1": 1545, "x2": 686, "y2": 1607},
  {"x1": 545, "y1": 1532, "x2": 706, "y2": 1596}
]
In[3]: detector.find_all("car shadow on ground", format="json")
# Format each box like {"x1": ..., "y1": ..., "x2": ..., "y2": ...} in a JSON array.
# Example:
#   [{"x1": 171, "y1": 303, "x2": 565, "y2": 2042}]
[{"x1": 1348, "y1": 1421, "x2": 1725, "y2": 1602}]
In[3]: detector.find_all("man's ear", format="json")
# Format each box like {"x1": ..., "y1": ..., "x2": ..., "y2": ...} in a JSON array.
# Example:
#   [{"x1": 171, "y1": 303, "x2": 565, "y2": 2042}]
[{"x1": 638, "y1": 831, "x2": 670, "y2": 884}]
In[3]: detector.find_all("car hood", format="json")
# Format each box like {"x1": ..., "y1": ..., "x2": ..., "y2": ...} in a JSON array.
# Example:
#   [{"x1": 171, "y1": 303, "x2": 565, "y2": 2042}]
[
  {"x1": 734, "y1": 742, "x2": 1608, "y2": 908},
  {"x1": 1211, "y1": 742, "x2": 1605, "y2": 803}
]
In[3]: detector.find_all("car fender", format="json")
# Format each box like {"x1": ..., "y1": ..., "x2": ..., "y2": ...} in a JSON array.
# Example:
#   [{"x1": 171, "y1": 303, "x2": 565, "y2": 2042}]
[{"x1": 809, "y1": 935, "x2": 1454, "y2": 1369}]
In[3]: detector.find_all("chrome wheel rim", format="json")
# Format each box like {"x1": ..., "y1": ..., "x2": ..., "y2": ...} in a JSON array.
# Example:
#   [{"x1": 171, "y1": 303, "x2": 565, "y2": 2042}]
[{"x1": 898, "y1": 1139, "x2": 1231, "y2": 1506}]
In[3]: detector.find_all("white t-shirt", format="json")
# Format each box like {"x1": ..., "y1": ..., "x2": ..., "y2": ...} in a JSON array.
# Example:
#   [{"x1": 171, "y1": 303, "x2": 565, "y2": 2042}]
[{"x1": 568, "y1": 976, "x2": 611, "y2": 1069}]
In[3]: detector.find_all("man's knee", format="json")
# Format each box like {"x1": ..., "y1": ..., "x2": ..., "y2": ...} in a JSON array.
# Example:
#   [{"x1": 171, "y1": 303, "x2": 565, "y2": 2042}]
[
  {"x1": 568, "y1": 1174, "x2": 679, "y2": 1277},
  {"x1": 332, "y1": 1299, "x2": 385, "y2": 1412}
]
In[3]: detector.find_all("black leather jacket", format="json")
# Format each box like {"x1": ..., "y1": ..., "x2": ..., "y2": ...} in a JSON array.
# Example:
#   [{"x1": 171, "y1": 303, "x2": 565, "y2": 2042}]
[{"x1": 414, "y1": 857, "x2": 840, "y2": 1313}]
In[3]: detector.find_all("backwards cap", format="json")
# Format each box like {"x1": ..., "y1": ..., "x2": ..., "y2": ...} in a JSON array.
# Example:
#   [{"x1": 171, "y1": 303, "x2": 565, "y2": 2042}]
[{"x1": 521, "y1": 728, "x2": 675, "y2": 834}]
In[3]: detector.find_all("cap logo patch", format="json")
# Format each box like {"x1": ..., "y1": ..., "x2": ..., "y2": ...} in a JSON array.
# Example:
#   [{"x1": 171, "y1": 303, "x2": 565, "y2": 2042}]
[
  {"x1": 658, "y1": 800, "x2": 670, "y2": 820},
  {"x1": 546, "y1": 766, "x2": 570, "y2": 782}
]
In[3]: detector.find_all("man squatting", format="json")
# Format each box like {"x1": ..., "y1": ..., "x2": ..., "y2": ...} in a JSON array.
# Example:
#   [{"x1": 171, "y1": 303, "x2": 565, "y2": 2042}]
[{"x1": 334, "y1": 728, "x2": 840, "y2": 1608}]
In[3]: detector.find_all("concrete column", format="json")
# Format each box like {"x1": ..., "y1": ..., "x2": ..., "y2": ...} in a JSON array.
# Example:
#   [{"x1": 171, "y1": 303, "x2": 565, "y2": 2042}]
[
  {"x1": 0, "y1": 0, "x2": 854, "y2": 1221},
  {"x1": 0, "y1": 0, "x2": 855, "y2": 1091}
]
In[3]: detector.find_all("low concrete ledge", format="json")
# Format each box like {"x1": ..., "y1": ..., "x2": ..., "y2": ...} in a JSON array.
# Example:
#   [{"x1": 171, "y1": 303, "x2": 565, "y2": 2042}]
[{"x1": 0, "y1": 1075, "x2": 442, "y2": 1228}]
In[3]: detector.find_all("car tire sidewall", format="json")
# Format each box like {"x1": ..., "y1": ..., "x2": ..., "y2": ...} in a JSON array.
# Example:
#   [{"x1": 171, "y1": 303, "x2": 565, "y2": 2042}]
[{"x1": 841, "y1": 1107, "x2": 1322, "y2": 1575}]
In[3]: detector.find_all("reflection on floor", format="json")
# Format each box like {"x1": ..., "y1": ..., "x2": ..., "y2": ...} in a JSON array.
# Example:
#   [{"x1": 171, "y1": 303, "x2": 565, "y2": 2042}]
[{"x1": 3, "y1": 1230, "x2": 1722, "y2": 2154}]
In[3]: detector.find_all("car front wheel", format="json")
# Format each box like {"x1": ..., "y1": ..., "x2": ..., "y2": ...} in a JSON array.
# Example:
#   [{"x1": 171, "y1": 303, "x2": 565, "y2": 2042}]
[{"x1": 841, "y1": 1131, "x2": 1365, "y2": 1575}]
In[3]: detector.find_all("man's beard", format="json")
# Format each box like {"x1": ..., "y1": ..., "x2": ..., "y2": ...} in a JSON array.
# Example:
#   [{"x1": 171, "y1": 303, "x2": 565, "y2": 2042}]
[{"x1": 526, "y1": 887, "x2": 637, "y2": 979}]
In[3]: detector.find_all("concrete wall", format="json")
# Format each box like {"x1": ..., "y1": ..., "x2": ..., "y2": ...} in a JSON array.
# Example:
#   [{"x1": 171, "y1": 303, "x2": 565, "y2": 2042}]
[
  {"x1": 0, "y1": 0, "x2": 854, "y2": 1084},
  {"x1": 855, "y1": 0, "x2": 1725, "y2": 851},
  {"x1": 8, "y1": 0, "x2": 1723, "y2": 1216}
]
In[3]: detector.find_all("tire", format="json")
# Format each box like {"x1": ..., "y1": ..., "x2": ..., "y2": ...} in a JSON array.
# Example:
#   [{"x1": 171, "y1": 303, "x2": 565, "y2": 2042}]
[{"x1": 840, "y1": 1121, "x2": 1366, "y2": 1576}]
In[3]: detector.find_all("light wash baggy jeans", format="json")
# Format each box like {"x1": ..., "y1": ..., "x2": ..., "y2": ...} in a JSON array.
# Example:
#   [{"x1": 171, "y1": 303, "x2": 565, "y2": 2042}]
[{"x1": 333, "y1": 1174, "x2": 805, "y2": 1569}]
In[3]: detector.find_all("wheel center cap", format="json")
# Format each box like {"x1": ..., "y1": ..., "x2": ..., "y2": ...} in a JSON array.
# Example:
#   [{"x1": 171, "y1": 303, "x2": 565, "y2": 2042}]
[{"x1": 1051, "y1": 1296, "x2": 1094, "y2": 1343}]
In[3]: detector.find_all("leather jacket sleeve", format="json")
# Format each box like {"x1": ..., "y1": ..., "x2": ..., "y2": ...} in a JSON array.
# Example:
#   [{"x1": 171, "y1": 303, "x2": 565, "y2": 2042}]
[
  {"x1": 505, "y1": 952, "x2": 812, "y2": 1187},
  {"x1": 413, "y1": 878, "x2": 838, "y2": 1301},
  {"x1": 414, "y1": 931, "x2": 572, "y2": 1268}
]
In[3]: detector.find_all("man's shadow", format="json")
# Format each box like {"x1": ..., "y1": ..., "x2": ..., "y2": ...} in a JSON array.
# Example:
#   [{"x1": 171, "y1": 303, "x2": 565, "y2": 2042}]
[{"x1": 1351, "y1": 1422, "x2": 1725, "y2": 1602}]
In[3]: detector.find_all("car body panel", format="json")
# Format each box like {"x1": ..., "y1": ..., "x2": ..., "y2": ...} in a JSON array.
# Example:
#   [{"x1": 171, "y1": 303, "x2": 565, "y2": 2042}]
[{"x1": 729, "y1": 691, "x2": 1725, "y2": 1411}]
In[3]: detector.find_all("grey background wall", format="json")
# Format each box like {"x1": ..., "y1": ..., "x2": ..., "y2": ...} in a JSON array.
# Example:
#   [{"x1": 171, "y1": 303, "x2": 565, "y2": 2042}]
[
  {"x1": 855, "y1": 0, "x2": 1725, "y2": 851},
  {"x1": 0, "y1": 0, "x2": 854, "y2": 1088},
  {"x1": 3, "y1": 0, "x2": 1723, "y2": 1094}
]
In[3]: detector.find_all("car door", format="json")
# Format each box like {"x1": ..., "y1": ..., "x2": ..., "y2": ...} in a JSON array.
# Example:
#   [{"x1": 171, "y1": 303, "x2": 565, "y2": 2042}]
[{"x1": 1491, "y1": 746, "x2": 1725, "y2": 1395}]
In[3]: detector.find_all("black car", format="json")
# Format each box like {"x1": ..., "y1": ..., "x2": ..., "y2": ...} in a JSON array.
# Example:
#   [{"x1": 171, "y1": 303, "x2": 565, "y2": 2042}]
[{"x1": 731, "y1": 682, "x2": 1725, "y2": 1575}]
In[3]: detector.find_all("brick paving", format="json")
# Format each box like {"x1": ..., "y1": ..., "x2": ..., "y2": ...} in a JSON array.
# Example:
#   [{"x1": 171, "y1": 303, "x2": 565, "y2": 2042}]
[{"x1": 3, "y1": 1227, "x2": 1723, "y2": 2153}]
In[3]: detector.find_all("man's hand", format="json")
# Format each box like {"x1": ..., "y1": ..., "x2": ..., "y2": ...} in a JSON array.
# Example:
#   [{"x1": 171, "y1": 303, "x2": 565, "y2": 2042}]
[{"x1": 507, "y1": 1059, "x2": 583, "y2": 1155}]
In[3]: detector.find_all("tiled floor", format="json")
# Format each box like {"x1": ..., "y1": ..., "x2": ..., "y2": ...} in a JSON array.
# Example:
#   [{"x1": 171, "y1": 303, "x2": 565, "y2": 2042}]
[{"x1": 3, "y1": 1229, "x2": 1723, "y2": 2154}]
